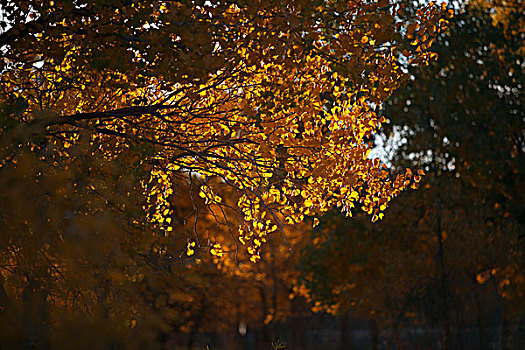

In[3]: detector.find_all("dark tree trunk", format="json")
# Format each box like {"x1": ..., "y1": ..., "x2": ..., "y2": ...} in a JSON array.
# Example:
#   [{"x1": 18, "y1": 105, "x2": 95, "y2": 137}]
[
  {"x1": 257, "y1": 286, "x2": 273, "y2": 348},
  {"x1": 23, "y1": 284, "x2": 50, "y2": 350},
  {"x1": 289, "y1": 297, "x2": 307, "y2": 349},
  {"x1": 370, "y1": 319, "x2": 380, "y2": 350},
  {"x1": 187, "y1": 302, "x2": 206, "y2": 350},
  {"x1": 339, "y1": 310, "x2": 354, "y2": 350},
  {"x1": 392, "y1": 322, "x2": 404, "y2": 350},
  {"x1": 476, "y1": 296, "x2": 489, "y2": 350}
]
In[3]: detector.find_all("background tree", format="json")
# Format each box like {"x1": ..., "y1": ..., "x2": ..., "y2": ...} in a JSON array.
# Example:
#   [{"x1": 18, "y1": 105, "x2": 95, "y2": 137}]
[
  {"x1": 297, "y1": 3, "x2": 524, "y2": 349},
  {"x1": 0, "y1": 135, "x2": 160, "y2": 348}
]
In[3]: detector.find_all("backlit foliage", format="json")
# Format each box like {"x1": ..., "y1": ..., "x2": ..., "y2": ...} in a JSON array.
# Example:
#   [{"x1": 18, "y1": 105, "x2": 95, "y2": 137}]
[{"x1": 1, "y1": 0, "x2": 447, "y2": 261}]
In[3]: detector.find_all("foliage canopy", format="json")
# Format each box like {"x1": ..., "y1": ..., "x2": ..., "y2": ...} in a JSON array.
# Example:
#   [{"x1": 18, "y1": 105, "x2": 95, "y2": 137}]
[
  {"x1": 1, "y1": 0, "x2": 448, "y2": 259},
  {"x1": 0, "y1": 0, "x2": 451, "y2": 347}
]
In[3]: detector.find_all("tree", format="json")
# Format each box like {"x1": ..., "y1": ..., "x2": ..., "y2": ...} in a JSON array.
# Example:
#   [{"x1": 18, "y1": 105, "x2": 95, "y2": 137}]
[
  {"x1": 297, "y1": 3, "x2": 524, "y2": 349},
  {"x1": 0, "y1": 0, "x2": 448, "y2": 347},
  {"x1": 380, "y1": 3, "x2": 524, "y2": 348},
  {"x1": 0, "y1": 139, "x2": 161, "y2": 348},
  {"x1": 1, "y1": 0, "x2": 448, "y2": 259}
]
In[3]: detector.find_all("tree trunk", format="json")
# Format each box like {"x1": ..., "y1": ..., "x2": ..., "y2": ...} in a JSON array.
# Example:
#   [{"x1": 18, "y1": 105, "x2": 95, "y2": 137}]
[
  {"x1": 369, "y1": 319, "x2": 379, "y2": 350},
  {"x1": 339, "y1": 310, "x2": 354, "y2": 350},
  {"x1": 435, "y1": 189, "x2": 451, "y2": 350},
  {"x1": 257, "y1": 286, "x2": 272, "y2": 350},
  {"x1": 0, "y1": 275, "x2": 8, "y2": 308},
  {"x1": 392, "y1": 322, "x2": 404, "y2": 350},
  {"x1": 23, "y1": 284, "x2": 50, "y2": 350},
  {"x1": 187, "y1": 301, "x2": 206, "y2": 350},
  {"x1": 476, "y1": 297, "x2": 488, "y2": 350},
  {"x1": 289, "y1": 297, "x2": 307, "y2": 349}
]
